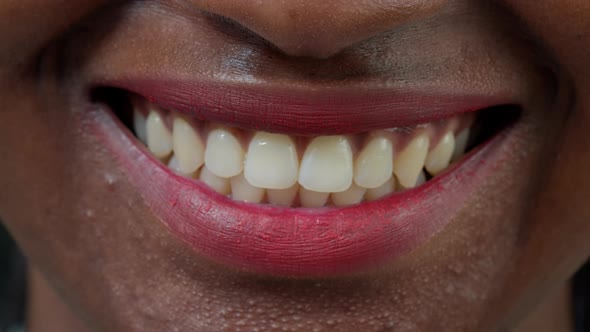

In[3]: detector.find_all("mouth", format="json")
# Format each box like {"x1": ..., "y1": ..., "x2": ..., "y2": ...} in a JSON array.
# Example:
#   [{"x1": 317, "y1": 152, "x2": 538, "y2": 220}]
[{"x1": 89, "y1": 81, "x2": 520, "y2": 276}]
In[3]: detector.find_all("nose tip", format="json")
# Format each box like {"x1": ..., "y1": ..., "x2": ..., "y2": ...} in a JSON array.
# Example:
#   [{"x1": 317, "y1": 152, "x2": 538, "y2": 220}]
[{"x1": 194, "y1": 0, "x2": 446, "y2": 58}]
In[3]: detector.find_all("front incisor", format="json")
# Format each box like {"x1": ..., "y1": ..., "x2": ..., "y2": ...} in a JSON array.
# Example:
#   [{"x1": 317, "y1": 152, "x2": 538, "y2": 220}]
[
  {"x1": 231, "y1": 173, "x2": 265, "y2": 203},
  {"x1": 244, "y1": 132, "x2": 299, "y2": 189},
  {"x1": 298, "y1": 136, "x2": 353, "y2": 193},
  {"x1": 267, "y1": 184, "x2": 300, "y2": 206},
  {"x1": 331, "y1": 183, "x2": 367, "y2": 206}
]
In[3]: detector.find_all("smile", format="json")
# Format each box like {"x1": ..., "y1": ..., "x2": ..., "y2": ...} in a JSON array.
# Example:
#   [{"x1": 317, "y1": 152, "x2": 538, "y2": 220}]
[{"x1": 89, "y1": 81, "x2": 520, "y2": 276}]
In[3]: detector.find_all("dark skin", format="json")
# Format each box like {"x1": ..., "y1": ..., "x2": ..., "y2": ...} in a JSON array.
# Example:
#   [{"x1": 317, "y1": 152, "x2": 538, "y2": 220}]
[{"x1": 0, "y1": 1, "x2": 589, "y2": 331}]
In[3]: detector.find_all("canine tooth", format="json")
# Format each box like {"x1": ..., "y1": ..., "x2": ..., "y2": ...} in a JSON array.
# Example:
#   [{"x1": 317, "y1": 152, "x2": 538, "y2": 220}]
[
  {"x1": 366, "y1": 177, "x2": 396, "y2": 201},
  {"x1": 205, "y1": 128, "x2": 244, "y2": 178},
  {"x1": 354, "y1": 137, "x2": 394, "y2": 189},
  {"x1": 244, "y1": 132, "x2": 299, "y2": 189},
  {"x1": 267, "y1": 184, "x2": 299, "y2": 206},
  {"x1": 299, "y1": 188, "x2": 330, "y2": 208},
  {"x1": 452, "y1": 129, "x2": 470, "y2": 161},
  {"x1": 299, "y1": 136, "x2": 353, "y2": 193},
  {"x1": 331, "y1": 183, "x2": 367, "y2": 206},
  {"x1": 393, "y1": 133, "x2": 429, "y2": 188},
  {"x1": 146, "y1": 111, "x2": 173, "y2": 158},
  {"x1": 199, "y1": 166, "x2": 231, "y2": 195},
  {"x1": 425, "y1": 132, "x2": 455, "y2": 175},
  {"x1": 230, "y1": 173, "x2": 265, "y2": 203},
  {"x1": 172, "y1": 117, "x2": 205, "y2": 174},
  {"x1": 133, "y1": 110, "x2": 148, "y2": 144}
]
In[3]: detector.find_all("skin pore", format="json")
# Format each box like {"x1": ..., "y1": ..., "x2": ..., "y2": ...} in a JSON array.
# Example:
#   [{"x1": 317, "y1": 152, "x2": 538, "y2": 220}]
[{"x1": 0, "y1": 1, "x2": 589, "y2": 331}]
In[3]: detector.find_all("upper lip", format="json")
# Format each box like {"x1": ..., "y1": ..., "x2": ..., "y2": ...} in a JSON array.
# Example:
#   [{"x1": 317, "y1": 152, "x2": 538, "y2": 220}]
[{"x1": 97, "y1": 79, "x2": 517, "y2": 135}]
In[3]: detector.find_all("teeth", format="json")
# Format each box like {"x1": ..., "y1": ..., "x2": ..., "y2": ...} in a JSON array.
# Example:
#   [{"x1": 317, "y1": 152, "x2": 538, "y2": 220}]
[
  {"x1": 172, "y1": 117, "x2": 205, "y2": 174},
  {"x1": 425, "y1": 131, "x2": 455, "y2": 175},
  {"x1": 267, "y1": 184, "x2": 299, "y2": 206},
  {"x1": 365, "y1": 177, "x2": 396, "y2": 201},
  {"x1": 172, "y1": 117, "x2": 205, "y2": 175},
  {"x1": 205, "y1": 128, "x2": 245, "y2": 178},
  {"x1": 167, "y1": 155, "x2": 182, "y2": 174},
  {"x1": 399, "y1": 170, "x2": 428, "y2": 190},
  {"x1": 393, "y1": 133, "x2": 430, "y2": 188},
  {"x1": 299, "y1": 136, "x2": 353, "y2": 193},
  {"x1": 199, "y1": 166, "x2": 231, "y2": 195},
  {"x1": 415, "y1": 170, "x2": 427, "y2": 187},
  {"x1": 133, "y1": 110, "x2": 148, "y2": 145},
  {"x1": 331, "y1": 183, "x2": 367, "y2": 206},
  {"x1": 354, "y1": 137, "x2": 394, "y2": 189},
  {"x1": 230, "y1": 173, "x2": 265, "y2": 203},
  {"x1": 146, "y1": 110, "x2": 173, "y2": 158},
  {"x1": 244, "y1": 132, "x2": 299, "y2": 189},
  {"x1": 135, "y1": 101, "x2": 477, "y2": 207},
  {"x1": 452, "y1": 128, "x2": 470, "y2": 161},
  {"x1": 299, "y1": 188, "x2": 330, "y2": 208}
]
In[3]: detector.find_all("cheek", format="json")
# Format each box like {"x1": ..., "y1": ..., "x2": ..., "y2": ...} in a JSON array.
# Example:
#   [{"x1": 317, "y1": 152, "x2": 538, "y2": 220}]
[
  {"x1": 490, "y1": 95, "x2": 590, "y2": 328},
  {"x1": 484, "y1": 0, "x2": 590, "y2": 326},
  {"x1": 0, "y1": 78, "x2": 105, "y2": 279},
  {"x1": 0, "y1": 0, "x2": 108, "y2": 67},
  {"x1": 0, "y1": 83, "x2": 67, "y2": 256},
  {"x1": 504, "y1": 1, "x2": 590, "y2": 86},
  {"x1": 510, "y1": 0, "x2": 590, "y2": 255},
  {"x1": 529, "y1": 80, "x2": 590, "y2": 266},
  {"x1": 502, "y1": 1, "x2": 590, "y2": 251},
  {"x1": 0, "y1": 83, "x2": 162, "y2": 328}
]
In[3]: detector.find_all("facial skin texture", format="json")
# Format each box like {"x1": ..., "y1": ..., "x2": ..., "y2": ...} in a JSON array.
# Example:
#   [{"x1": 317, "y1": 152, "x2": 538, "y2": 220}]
[{"x1": 0, "y1": 0, "x2": 589, "y2": 331}]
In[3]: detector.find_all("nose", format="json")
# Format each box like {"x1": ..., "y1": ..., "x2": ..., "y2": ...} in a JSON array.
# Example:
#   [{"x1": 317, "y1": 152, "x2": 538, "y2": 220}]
[{"x1": 192, "y1": 0, "x2": 446, "y2": 58}]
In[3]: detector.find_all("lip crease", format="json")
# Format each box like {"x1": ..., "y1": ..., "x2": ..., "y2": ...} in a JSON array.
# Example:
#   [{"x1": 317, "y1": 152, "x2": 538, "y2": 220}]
[
  {"x1": 97, "y1": 79, "x2": 514, "y2": 135},
  {"x1": 86, "y1": 80, "x2": 515, "y2": 277}
]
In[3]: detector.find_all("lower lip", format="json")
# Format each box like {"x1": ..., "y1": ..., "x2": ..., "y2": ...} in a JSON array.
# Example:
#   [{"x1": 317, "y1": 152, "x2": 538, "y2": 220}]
[{"x1": 87, "y1": 104, "x2": 510, "y2": 277}]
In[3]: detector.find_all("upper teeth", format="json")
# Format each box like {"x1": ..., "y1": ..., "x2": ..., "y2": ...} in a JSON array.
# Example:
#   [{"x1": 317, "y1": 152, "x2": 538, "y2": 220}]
[
  {"x1": 244, "y1": 132, "x2": 299, "y2": 190},
  {"x1": 393, "y1": 132, "x2": 430, "y2": 188},
  {"x1": 205, "y1": 127, "x2": 245, "y2": 178},
  {"x1": 145, "y1": 109, "x2": 173, "y2": 158},
  {"x1": 353, "y1": 136, "x2": 394, "y2": 189},
  {"x1": 299, "y1": 136, "x2": 353, "y2": 193},
  {"x1": 425, "y1": 131, "x2": 455, "y2": 176},
  {"x1": 135, "y1": 100, "x2": 473, "y2": 208},
  {"x1": 172, "y1": 116, "x2": 205, "y2": 174}
]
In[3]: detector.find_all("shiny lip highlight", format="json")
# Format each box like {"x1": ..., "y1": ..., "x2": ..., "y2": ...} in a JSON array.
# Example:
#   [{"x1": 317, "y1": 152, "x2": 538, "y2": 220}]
[{"x1": 86, "y1": 81, "x2": 518, "y2": 277}]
